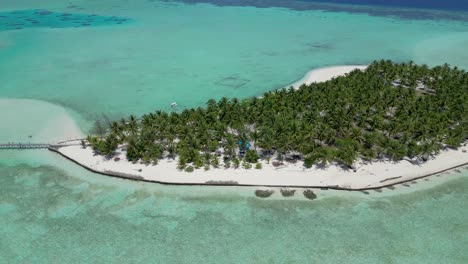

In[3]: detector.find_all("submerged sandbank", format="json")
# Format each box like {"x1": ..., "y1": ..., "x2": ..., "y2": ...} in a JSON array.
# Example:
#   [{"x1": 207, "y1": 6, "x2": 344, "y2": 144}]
[
  {"x1": 0, "y1": 98, "x2": 84, "y2": 143},
  {"x1": 51, "y1": 65, "x2": 468, "y2": 189}
]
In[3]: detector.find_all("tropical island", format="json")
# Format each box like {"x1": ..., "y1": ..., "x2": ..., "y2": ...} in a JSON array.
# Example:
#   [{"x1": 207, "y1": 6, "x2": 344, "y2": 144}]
[{"x1": 52, "y1": 60, "x2": 468, "y2": 189}]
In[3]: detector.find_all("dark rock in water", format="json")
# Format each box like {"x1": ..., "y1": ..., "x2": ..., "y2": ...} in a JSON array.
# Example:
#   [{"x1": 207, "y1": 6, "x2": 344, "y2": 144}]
[
  {"x1": 306, "y1": 41, "x2": 335, "y2": 50},
  {"x1": 1, "y1": 10, "x2": 130, "y2": 32},
  {"x1": 361, "y1": 191, "x2": 370, "y2": 195},
  {"x1": 280, "y1": 188, "x2": 296, "y2": 197},
  {"x1": 303, "y1": 189, "x2": 317, "y2": 200},
  {"x1": 386, "y1": 186, "x2": 396, "y2": 190},
  {"x1": 374, "y1": 188, "x2": 382, "y2": 192},
  {"x1": 36, "y1": 10, "x2": 53, "y2": 15},
  {"x1": 255, "y1": 189, "x2": 274, "y2": 198},
  {"x1": 215, "y1": 75, "x2": 250, "y2": 89}
]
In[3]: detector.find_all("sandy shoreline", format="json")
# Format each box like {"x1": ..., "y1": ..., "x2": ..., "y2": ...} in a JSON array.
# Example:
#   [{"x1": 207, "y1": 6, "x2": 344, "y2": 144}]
[
  {"x1": 52, "y1": 144, "x2": 468, "y2": 190},
  {"x1": 51, "y1": 66, "x2": 468, "y2": 190},
  {"x1": 290, "y1": 65, "x2": 367, "y2": 89}
]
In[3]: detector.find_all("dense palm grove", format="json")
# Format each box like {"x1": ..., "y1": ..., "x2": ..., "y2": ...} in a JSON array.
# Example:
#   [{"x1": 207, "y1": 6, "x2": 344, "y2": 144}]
[{"x1": 88, "y1": 60, "x2": 468, "y2": 171}]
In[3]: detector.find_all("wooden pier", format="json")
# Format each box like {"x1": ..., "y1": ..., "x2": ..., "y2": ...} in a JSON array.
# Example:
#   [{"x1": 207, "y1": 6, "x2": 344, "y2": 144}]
[{"x1": 0, "y1": 142, "x2": 80, "y2": 150}]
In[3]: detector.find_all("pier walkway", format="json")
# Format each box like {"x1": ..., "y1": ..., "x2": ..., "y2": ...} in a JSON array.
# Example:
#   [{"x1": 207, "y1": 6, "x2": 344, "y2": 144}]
[{"x1": 0, "y1": 142, "x2": 80, "y2": 150}]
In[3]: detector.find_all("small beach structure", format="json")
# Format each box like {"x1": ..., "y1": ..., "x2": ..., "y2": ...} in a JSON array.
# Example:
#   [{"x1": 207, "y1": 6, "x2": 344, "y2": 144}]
[{"x1": 238, "y1": 140, "x2": 251, "y2": 156}]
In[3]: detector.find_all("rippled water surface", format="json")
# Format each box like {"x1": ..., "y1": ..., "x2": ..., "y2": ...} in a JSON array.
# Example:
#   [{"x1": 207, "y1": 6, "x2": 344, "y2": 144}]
[{"x1": 1, "y1": 153, "x2": 467, "y2": 263}]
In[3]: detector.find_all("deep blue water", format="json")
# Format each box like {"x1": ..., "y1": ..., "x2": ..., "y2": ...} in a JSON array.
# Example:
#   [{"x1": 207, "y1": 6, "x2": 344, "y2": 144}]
[
  {"x1": 169, "y1": 0, "x2": 468, "y2": 21},
  {"x1": 306, "y1": 0, "x2": 468, "y2": 11}
]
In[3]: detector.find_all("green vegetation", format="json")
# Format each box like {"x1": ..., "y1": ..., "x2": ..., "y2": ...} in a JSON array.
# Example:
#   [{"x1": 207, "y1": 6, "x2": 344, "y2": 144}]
[
  {"x1": 184, "y1": 166, "x2": 194, "y2": 173},
  {"x1": 89, "y1": 61, "x2": 468, "y2": 170}
]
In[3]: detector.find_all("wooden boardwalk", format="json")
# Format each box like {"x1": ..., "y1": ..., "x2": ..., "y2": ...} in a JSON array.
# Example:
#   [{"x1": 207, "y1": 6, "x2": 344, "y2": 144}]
[{"x1": 0, "y1": 142, "x2": 79, "y2": 150}]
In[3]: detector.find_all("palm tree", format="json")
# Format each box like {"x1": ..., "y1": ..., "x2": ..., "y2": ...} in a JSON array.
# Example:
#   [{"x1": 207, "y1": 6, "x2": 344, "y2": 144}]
[{"x1": 88, "y1": 60, "x2": 468, "y2": 170}]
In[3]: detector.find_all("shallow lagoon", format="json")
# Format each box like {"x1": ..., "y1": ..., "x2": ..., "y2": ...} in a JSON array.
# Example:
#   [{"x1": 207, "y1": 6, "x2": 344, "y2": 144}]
[
  {"x1": 1, "y1": 0, "x2": 468, "y2": 121},
  {"x1": 1, "y1": 152, "x2": 467, "y2": 263},
  {"x1": 0, "y1": 0, "x2": 468, "y2": 262}
]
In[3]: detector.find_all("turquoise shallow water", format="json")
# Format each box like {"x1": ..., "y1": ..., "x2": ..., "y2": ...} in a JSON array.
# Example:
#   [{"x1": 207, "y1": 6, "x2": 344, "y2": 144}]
[
  {"x1": 1, "y1": 152, "x2": 467, "y2": 263},
  {"x1": 1, "y1": 0, "x2": 468, "y2": 262},
  {"x1": 1, "y1": 0, "x2": 468, "y2": 121}
]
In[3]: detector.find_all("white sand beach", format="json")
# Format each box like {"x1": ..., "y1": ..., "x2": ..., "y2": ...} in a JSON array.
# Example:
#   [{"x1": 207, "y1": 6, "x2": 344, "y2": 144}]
[
  {"x1": 55, "y1": 143, "x2": 466, "y2": 189},
  {"x1": 52, "y1": 66, "x2": 468, "y2": 189},
  {"x1": 290, "y1": 65, "x2": 368, "y2": 89}
]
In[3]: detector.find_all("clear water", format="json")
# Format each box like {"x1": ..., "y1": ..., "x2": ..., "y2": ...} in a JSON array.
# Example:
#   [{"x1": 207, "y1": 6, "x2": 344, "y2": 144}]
[
  {"x1": 0, "y1": 9, "x2": 131, "y2": 32},
  {"x1": 1, "y1": 152, "x2": 467, "y2": 263},
  {"x1": 1, "y1": 0, "x2": 468, "y2": 262},
  {"x1": 1, "y1": 0, "x2": 468, "y2": 120}
]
